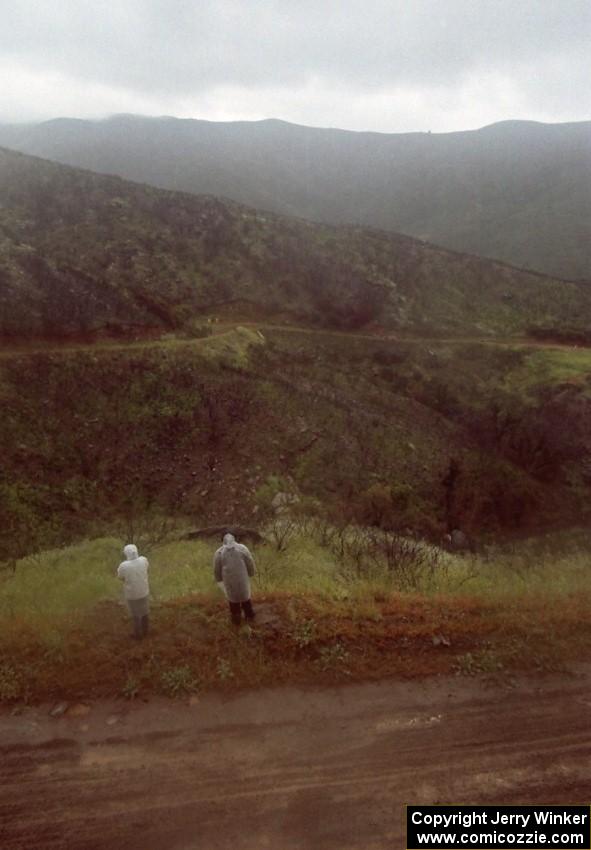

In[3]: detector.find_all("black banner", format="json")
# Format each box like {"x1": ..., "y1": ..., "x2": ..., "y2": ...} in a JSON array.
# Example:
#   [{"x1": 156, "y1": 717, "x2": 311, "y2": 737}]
[{"x1": 407, "y1": 806, "x2": 590, "y2": 849}]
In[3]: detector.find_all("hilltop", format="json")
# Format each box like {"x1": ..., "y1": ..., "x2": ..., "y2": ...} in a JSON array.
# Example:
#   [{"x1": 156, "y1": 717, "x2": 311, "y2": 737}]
[
  {"x1": 0, "y1": 115, "x2": 589, "y2": 280},
  {"x1": 1, "y1": 146, "x2": 589, "y2": 341}
]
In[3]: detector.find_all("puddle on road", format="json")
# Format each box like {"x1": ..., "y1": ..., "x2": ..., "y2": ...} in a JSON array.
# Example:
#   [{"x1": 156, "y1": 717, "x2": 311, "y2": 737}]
[
  {"x1": 80, "y1": 746, "x2": 154, "y2": 769},
  {"x1": 375, "y1": 714, "x2": 444, "y2": 732}
]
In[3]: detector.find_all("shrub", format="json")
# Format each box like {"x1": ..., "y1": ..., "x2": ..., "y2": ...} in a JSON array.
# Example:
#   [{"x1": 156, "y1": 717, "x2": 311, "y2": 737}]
[
  {"x1": 216, "y1": 658, "x2": 234, "y2": 681},
  {"x1": 355, "y1": 483, "x2": 431, "y2": 534},
  {"x1": 121, "y1": 675, "x2": 140, "y2": 700},
  {"x1": 0, "y1": 663, "x2": 23, "y2": 702},
  {"x1": 186, "y1": 323, "x2": 212, "y2": 339},
  {"x1": 316, "y1": 642, "x2": 350, "y2": 671},
  {"x1": 290, "y1": 619, "x2": 317, "y2": 649},
  {"x1": 160, "y1": 665, "x2": 199, "y2": 697},
  {"x1": 367, "y1": 529, "x2": 445, "y2": 590}
]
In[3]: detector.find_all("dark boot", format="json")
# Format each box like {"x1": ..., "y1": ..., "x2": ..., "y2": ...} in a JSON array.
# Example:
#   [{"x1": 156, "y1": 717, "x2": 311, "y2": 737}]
[
  {"x1": 141, "y1": 614, "x2": 149, "y2": 637},
  {"x1": 229, "y1": 601, "x2": 242, "y2": 626},
  {"x1": 242, "y1": 599, "x2": 255, "y2": 621}
]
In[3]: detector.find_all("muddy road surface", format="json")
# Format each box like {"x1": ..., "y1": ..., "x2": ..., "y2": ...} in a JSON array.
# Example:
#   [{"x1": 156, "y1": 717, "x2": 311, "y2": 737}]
[{"x1": 2, "y1": 670, "x2": 591, "y2": 849}]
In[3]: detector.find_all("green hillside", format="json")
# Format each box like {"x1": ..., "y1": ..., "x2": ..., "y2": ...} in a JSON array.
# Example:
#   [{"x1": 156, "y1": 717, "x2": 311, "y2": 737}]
[
  {"x1": 0, "y1": 116, "x2": 588, "y2": 279},
  {"x1": 1, "y1": 128, "x2": 591, "y2": 706},
  {"x1": 2, "y1": 147, "x2": 591, "y2": 561},
  {"x1": 1, "y1": 146, "x2": 589, "y2": 341},
  {"x1": 3, "y1": 326, "x2": 591, "y2": 562}
]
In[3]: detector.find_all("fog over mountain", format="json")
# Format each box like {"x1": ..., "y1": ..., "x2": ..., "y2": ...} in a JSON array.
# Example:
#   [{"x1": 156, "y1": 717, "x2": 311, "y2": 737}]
[
  {"x1": 0, "y1": 116, "x2": 588, "y2": 281},
  {"x1": 1, "y1": 144, "x2": 590, "y2": 342}
]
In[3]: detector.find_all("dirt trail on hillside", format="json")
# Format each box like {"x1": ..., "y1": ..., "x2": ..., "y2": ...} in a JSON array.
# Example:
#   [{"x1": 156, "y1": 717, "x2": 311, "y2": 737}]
[
  {"x1": 1, "y1": 322, "x2": 588, "y2": 359},
  {"x1": 2, "y1": 669, "x2": 591, "y2": 849}
]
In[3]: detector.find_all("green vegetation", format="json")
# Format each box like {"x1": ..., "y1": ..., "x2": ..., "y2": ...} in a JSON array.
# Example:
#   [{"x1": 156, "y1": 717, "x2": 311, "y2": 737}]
[
  {"x1": 0, "y1": 116, "x2": 588, "y2": 279},
  {"x1": 1, "y1": 127, "x2": 590, "y2": 705},
  {"x1": 2, "y1": 329, "x2": 591, "y2": 564},
  {"x1": 2, "y1": 146, "x2": 590, "y2": 341},
  {"x1": 1, "y1": 529, "x2": 591, "y2": 702},
  {"x1": 160, "y1": 665, "x2": 200, "y2": 697},
  {"x1": 503, "y1": 346, "x2": 591, "y2": 394}
]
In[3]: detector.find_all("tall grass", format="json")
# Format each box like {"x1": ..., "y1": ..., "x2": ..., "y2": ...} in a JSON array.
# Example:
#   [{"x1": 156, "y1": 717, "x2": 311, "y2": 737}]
[
  {"x1": 0, "y1": 537, "x2": 216, "y2": 636},
  {"x1": 2, "y1": 529, "x2": 591, "y2": 703},
  {"x1": 0, "y1": 538, "x2": 122, "y2": 628},
  {"x1": 2, "y1": 529, "x2": 591, "y2": 641},
  {"x1": 460, "y1": 533, "x2": 591, "y2": 600}
]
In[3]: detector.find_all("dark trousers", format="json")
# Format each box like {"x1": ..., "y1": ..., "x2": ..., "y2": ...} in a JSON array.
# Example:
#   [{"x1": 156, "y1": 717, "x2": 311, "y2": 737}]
[
  {"x1": 133, "y1": 614, "x2": 149, "y2": 638},
  {"x1": 229, "y1": 599, "x2": 255, "y2": 625}
]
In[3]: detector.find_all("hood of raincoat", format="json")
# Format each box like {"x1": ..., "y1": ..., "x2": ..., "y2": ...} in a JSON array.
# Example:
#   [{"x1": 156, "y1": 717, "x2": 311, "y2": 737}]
[
  {"x1": 222, "y1": 533, "x2": 236, "y2": 548},
  {"x1": 124, "y1": 543, "x2": 139, "y2": 560}
]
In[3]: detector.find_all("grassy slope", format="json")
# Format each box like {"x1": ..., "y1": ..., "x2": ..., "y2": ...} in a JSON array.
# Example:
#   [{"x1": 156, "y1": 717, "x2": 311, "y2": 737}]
[
  {"x1": 0, "y1": 116, "x2": 589, "y2": 279},
  {"x1": 2, "y1": 531, "x2": 591, "y2": 703},
  {"x1": 2, "y1": 146, "x2": 590, "y2": 340}
]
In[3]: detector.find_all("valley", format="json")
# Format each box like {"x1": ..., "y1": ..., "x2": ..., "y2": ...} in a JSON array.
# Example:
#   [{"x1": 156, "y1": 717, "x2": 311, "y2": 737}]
[
  {"x1": 1, "y1": 135, "x2": 591, "y2": 709},
  {"x1": 2, "y1": 6, "x2": 590, "y2": 847},
  {"x1": 3, "y1": 320, "x2": 591, "y2": 560}
]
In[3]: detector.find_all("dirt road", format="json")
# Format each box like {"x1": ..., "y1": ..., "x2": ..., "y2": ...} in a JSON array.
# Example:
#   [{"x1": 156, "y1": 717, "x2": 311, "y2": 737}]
[
  {"x1": 2, "y1": 670, "x2": 591, "y2": 850},
  {"x1": 2, "y1": 320, "x2": 588, "y2": 361}
]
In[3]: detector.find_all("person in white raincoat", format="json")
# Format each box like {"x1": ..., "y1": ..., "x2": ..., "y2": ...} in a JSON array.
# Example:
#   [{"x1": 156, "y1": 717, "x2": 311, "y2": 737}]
[
  {"x1": 213, "y1": 533, "x2": 256, "y2": 625},
  {"x1": 117, "y1": 544, "x2": 150, "y2": 639}
]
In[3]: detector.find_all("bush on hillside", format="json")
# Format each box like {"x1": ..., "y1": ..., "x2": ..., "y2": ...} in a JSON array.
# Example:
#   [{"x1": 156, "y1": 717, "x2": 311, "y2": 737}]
[{"x1": 353, "y1": 482, "x2": 437, "y2": 537}]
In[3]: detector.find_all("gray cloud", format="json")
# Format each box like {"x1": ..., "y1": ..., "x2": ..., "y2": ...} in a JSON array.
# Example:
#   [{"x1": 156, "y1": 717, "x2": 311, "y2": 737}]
[{"x1": 1, "y1": 0, "x2": 589, "y2": 130}]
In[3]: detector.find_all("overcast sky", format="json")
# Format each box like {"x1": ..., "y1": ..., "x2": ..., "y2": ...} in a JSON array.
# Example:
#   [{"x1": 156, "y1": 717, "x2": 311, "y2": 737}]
[{"x1": 1, "y1": 0, "x2": 589, "y2": 133}]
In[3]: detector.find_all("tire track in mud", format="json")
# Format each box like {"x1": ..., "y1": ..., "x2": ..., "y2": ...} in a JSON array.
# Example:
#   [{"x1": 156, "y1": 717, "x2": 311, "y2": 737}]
[{"x1": 2, "y1": 676, "x2": 591, "y2": 849}]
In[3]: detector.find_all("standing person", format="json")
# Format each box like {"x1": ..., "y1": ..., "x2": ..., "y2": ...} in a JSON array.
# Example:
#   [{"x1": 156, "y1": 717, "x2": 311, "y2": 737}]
[
  {"x1": 213, "y1": 533, "x2": 256, "y2": 626},
  {"x1": 117, "y1": 543, "x2": 150, "y2": 639}
]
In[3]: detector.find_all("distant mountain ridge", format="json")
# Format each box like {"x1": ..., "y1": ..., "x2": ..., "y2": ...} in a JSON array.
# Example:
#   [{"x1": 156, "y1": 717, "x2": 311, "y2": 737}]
[
  {"x1": 0, "y1": 115, "x2": 589, "y2": 280},
  {"x1": 1, "y1": 146, "x2": 590, "y2": 341}
]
